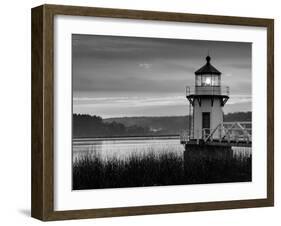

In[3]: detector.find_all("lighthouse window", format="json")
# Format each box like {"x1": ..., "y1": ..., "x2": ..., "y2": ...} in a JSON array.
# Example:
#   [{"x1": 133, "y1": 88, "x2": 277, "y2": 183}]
[
  {"x1": 212, "y1": 75, "x2": 219, "y2": 86},
  {"x1": 201, "y1": 75, "x2": 212, "y2": 86},
  {"x1": 196, "y1": 75, "x2": 202, "y2": 86}
]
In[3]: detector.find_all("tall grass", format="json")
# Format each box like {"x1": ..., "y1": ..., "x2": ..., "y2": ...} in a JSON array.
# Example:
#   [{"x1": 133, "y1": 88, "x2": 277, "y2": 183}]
[
  {"x1": 183, "y1": 150, "x2": 252, "y2": 184},
  {"x1": 72, "y1": 149, "x2": 251, "y2": 190}
]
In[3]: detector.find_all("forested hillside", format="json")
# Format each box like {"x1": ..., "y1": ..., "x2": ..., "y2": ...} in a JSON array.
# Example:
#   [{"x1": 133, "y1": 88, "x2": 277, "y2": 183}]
[{"x1": 73, "y1": 112, "x2": 251, "y2": 138}]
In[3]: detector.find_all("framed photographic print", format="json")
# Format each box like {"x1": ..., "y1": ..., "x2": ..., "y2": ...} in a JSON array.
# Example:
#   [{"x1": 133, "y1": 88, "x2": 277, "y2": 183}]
[{"x1": 31, "y1": 4, "x2": 274, "y2": 221}]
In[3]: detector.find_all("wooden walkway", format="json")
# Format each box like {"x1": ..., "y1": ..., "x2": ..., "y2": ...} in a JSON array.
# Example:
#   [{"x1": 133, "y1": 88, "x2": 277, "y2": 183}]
[{"x1": 180, "y1": 139, "x2": 252, "y2": 147}]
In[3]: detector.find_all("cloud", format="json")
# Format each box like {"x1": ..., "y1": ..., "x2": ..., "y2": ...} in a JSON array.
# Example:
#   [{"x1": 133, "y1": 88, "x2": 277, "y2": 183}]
[
  {"x1": 73, "y1": 94, "x2": 252, "y2": 117},
  {"x1": 72, "y1": 34, "x2": 252, "y2": 117},
  {"x1": 138, "y1": 63, "x2": 152, "y2": 69},
  {"x1": 73, "y1": 94, "x2": 251, "y2": 111},
  {"x1": 73, "y1": 95, "x2": 187, "y2": 108},
  {"x1": 227, "y1": 95, "x2": 252, "y2": 105}
]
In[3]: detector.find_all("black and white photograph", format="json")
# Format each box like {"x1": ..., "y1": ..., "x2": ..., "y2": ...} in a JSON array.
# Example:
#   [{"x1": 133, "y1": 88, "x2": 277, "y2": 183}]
[{"x1": 72, "y1": 34, "x2": 252, "y2": 190}]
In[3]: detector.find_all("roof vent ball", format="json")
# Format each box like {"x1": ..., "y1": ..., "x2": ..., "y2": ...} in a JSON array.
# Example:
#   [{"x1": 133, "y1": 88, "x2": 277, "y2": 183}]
[
  {"x1": 195, "y1": 55, "x2": 221, "y2": 75},
  {"x1": 206, "y1": 55, "x2": 211, "y2": 63}
]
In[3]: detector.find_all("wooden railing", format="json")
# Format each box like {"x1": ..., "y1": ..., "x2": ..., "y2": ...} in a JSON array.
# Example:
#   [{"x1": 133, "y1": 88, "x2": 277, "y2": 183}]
[
  {"x1": 204, "y1": 121, "x2": 251, "y2": 143},
  {"x1": 180, "y1": 121, "x2": 252, "y2": 144}
]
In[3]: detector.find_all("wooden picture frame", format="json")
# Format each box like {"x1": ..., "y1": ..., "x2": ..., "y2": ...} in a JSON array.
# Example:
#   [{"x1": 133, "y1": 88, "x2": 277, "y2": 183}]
[{"x1": 31, "y1": 4, "x2": 274, "y2": 221}]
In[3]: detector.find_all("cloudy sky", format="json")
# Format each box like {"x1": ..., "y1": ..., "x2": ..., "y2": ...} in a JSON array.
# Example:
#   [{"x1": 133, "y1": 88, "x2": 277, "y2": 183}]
[{"x1": 72, "y1": 34, "x2": 252, "y2": 118}]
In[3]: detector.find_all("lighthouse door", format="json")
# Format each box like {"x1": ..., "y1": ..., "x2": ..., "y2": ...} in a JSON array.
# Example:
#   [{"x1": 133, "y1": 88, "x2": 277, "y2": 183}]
[{"x1": 202, "y1": 112, "x2": 210, "y2": 139}]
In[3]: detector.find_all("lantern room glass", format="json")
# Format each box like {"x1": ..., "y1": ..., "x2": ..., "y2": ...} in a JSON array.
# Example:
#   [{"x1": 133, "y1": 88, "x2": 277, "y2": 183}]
[{"x1": 196, "y1": 74, "x2": 220, "y2": 87}]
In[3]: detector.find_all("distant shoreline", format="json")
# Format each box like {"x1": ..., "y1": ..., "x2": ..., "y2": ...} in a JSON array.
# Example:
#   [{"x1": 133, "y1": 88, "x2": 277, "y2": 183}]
[
  {"x1": 73, "y1": 112, "x2": 251, "y2": 139},
  {"x1": 73, "y1": 134, "x2": 179, "y2": 141}
]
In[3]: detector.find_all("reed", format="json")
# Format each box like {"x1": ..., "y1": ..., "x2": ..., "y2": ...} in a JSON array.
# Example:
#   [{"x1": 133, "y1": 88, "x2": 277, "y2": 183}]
[{"x1": 72, "y1": 149, "x2": 251, "y2": 190}]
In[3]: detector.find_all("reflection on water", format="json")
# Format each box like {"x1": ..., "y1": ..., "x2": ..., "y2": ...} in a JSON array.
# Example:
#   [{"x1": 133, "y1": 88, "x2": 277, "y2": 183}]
[
  {"x1": 73, "y1": 137, "x2": 183, "y2": 162},
  {"x1": 73, "y1": 137, "x2": 252, "y2": 162},
  {"x1": 232, "y1": 147, "x2": 252, "y2": 158}
]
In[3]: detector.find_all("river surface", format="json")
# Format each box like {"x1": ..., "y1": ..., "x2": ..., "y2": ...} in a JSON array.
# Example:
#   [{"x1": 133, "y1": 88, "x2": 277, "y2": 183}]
[{"x1": 73, "y1": 136, "x2": 251, "y2": 162}]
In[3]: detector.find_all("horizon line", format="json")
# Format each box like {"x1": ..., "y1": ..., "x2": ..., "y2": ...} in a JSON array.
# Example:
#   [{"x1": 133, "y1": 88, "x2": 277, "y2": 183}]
[{"x1": 73, "y1": 110, "x2": 252, "y2": 119}]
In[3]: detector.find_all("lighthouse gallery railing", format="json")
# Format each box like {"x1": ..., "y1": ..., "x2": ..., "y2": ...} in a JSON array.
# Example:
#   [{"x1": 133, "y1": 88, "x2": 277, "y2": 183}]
[{"x1": 186, "y1": 86, "x2": 230, "y2": 96}]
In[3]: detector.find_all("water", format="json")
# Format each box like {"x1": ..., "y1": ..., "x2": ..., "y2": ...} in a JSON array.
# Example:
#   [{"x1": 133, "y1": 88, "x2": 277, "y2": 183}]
[
  {"x1": 73, "y1": 136, "x2": 183, "y2": 161},
  {"x1": 73, "y1": 136, "x2": 251, "y2": 162},
  {"x1": 232, "y1": 146, "x2": 252, "y2": 158}
]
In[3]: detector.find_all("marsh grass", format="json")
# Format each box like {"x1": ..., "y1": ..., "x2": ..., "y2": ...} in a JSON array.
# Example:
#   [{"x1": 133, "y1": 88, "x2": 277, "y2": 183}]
[
  {"x1": 72, "y1": 149, "x2": 251, "y2": 190},
  {"x1": 183, "y1": 150, "x2": 252, "y2": 184}
]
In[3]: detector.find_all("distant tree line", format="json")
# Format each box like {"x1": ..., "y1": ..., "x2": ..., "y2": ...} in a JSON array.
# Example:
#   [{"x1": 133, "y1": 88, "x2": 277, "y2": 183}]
[
  {"x1": 73, "y1": 114, "x2": 151, "y2": 138},
  {"x1": 104, "y1": 116, "x2": 190, "y2": 135},
  {"x1": 224, "y1": 111, "x2": 251, "y2": 122},
  {"x1": 73, "y1": 112, "x2": 251, "y2": 138}
]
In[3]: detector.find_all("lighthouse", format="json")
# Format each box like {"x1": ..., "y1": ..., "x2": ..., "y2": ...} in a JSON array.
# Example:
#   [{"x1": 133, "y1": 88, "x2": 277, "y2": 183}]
[
  {"x1": 186, "y1": 55, "x2": 229, "y2": 141},
  {"x1": 182, "y1": 55, "x2": 251, "y2": 178},
  {"x1": 181, "y1": 55, "x2": 251, "y2": 155}
]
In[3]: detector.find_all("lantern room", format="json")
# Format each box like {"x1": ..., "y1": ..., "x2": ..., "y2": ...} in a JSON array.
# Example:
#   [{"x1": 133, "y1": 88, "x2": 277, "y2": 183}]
[
  {"x1": 194, "y1": 56, "x2": 222, "y2": 96},
  {"x1": 195, "y1": 55, "x2": 221, "y2": 86}
]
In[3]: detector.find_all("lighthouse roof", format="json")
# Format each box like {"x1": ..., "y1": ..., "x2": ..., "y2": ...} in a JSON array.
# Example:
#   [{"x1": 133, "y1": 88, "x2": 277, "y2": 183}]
[{"x1": 195, "y1": 56, "x2": 221, "y2": 75}]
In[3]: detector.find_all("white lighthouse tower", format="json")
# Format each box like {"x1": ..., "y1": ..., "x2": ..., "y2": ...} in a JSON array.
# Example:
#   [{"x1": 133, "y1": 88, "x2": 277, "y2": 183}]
[{"x1": 186, "y1": 55, "x2": 229, "y2": 141}]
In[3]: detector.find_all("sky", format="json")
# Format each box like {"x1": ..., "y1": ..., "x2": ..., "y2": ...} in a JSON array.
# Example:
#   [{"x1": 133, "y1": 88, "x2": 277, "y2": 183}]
[{"x1": 72, "y1": 34, "x2": 252, "y2": 118}]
